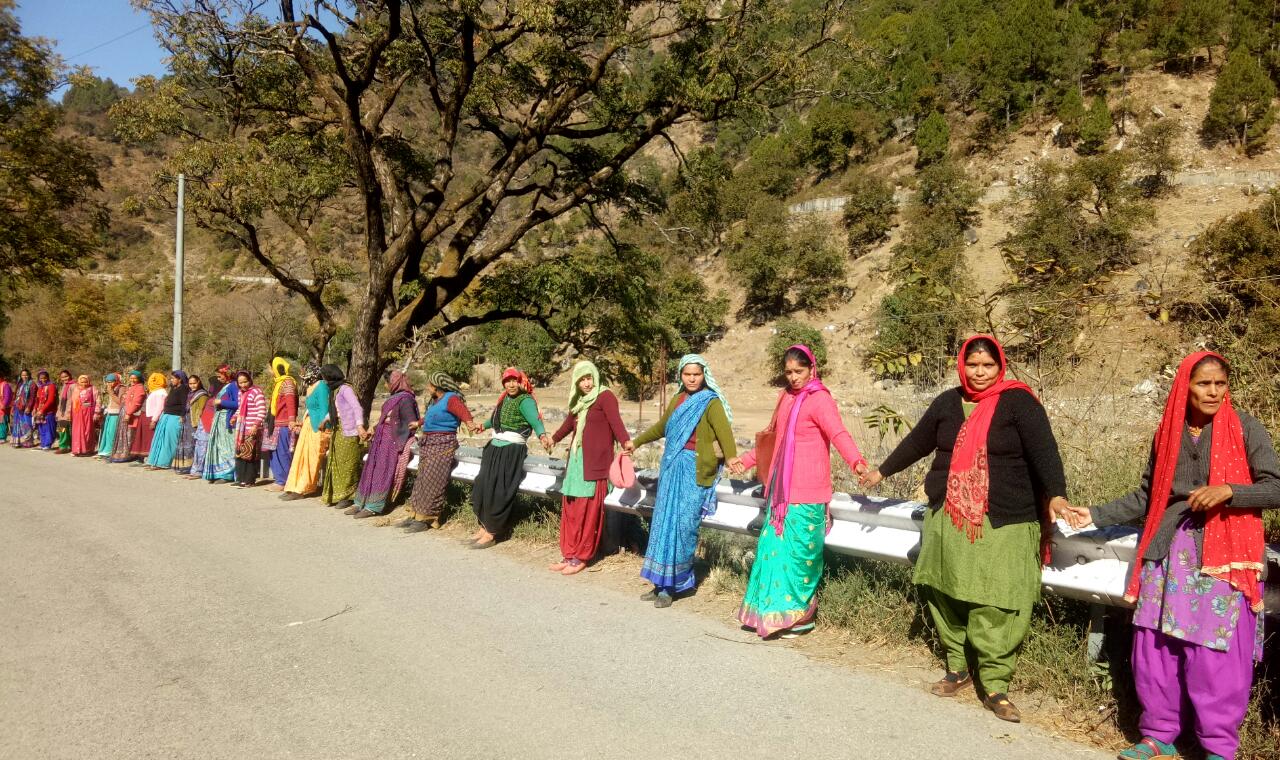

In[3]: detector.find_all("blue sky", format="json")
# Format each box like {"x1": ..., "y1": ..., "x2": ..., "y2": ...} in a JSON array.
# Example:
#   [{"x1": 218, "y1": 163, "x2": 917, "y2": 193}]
[{"x1": 16, "y1": 0, "x2": 169, "y2": 92}]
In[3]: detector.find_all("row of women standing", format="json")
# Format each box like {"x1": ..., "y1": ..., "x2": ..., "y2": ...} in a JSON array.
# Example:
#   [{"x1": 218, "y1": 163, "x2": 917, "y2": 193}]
[
  {"x1": 4, "y1": 338, "x2": 1274, "y2": 759},
  {"x1": 0, "y1": 370, "x2": 101, "y2": 454},
  {"x1": 525, "y1": 340, "x2": 1273, "y2": 760}
]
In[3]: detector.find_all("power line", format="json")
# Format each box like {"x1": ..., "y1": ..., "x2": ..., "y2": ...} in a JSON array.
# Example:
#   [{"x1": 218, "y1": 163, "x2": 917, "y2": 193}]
[{"x1": 64, "y1": 22, "x2": 152, "y2": 63}]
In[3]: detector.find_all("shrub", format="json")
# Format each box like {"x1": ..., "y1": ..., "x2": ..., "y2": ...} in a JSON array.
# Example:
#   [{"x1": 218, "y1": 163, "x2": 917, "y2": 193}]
[
  {"x1": 1204, "y1": 46, "x2": 1277, "y2": 154},
  {"x1": 1001, "y1": 154, "x2": 1152, "y2": 383},
  {"x1": 867, "y1": 161, "x2": 978, "y2": 383},
  {"x1": 802, "y1": 98, "x2": 886, "y2": 174},
  {"x1": 1132, "y1": 118, "x2": 1184, "y2": 196},
  {"x1": 765, "y1": 319, "x2": 827, "y2": 380},
  {"x1": 841, "y1": 170, "x2": 897, "y2": 258},
  {"x1": 1078, "y1": 94, "x2": 1113, "y2": 154},
  {"x1": 914, "y1": 111, "x2": 950, "y2": 167},
  {"x1": 476, "y1": 320, "x2": 559, "y2": 383},
  {"x1": 1184, "y1": 190, "x2": 1280, "y2": 433},
  {"x1": 725, "y1": 198, "x2": 847, "y2": 321},
  {"x1": 423, "y1": 339, "x2": 483, "y2": 385},
  {"x1": 1056, "y1": 87, "x2": 1086, "y2": 146}
]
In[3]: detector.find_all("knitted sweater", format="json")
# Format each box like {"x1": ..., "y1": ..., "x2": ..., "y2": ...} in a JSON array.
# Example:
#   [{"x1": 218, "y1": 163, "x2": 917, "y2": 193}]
[
  {"x1": 633, "y1": 393, "x2": 737, "y2": 487},
  {"x1": 879, "y1": 387, "x2": 1067, "y2": 528},
  {"x1": 551, "y1": 389, "x2": 631, "y2": 481},
  {"x1": 738, "y1": 388, "x2": 867, "y2": 505}
]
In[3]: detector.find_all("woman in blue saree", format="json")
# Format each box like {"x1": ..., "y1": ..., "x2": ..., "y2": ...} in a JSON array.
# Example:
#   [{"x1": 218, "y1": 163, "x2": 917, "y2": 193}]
[{"x1": 626, "y1": 355, "x2": 737, "y2": 608}]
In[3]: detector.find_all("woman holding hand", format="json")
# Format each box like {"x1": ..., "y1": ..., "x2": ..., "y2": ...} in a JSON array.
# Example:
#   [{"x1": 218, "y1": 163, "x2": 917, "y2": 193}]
[
  {"x1": 860, "y1": 335, "x2": 1068, "y2": 723},
  {"x1": 728, "y1": 344, "x2": 867, "y2": 639},
  {"x1": 1062, "y1": 352, "x2": 1279, "y2": 760}
]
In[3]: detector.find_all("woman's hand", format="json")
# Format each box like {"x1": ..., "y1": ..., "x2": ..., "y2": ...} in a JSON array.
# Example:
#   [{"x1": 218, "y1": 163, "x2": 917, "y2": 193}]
[
  {"x1": 229, "y1": 414, "x2": 238, "y2": 426},
  {"x1": 726, "y1": 456, "x2": 746, "y2": 476},
  {"x1": 1188, "y1": 484, "x2": 1233, "y2": 511},
  {"x1": 853, "y1": 460, "x2": 869, "y2": 477},
  {"x1": 539, "y1": 433, "x2": 554, "y2": 451},
  {"x1": 858, "y1": 469, "x2": 883, "y2": 489},
  {"x1": 1054, "y1": 500, "x2": 1093, "y2": 529},
  {"x1": 623, "y1": 440, "x2": 636, "y2": 454}
]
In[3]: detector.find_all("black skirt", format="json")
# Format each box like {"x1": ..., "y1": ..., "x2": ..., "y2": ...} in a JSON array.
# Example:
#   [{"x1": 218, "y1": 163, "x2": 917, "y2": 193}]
[{"x1": 470, "y1": 442, "x2": 527, "y2": 535}]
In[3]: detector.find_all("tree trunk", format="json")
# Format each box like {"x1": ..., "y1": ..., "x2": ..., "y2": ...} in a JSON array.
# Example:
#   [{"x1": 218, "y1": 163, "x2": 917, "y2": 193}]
[{"x1": 347, "y1": 291, "x2": 391, "y2": 416}]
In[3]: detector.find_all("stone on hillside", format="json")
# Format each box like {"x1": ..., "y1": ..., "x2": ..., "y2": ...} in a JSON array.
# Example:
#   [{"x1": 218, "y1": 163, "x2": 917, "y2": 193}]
[
  {"x1": 1132, "y1": 379, "x2": 1159, "y2": 397},
  {"x1": 963, "y1": 228, "x2": 978, "y2": 245},
  {"x1": 1151, "y1": 105, "x2": 1165, "y2": 118}
]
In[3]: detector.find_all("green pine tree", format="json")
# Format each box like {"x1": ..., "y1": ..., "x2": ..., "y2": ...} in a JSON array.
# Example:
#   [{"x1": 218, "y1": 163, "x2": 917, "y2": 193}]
[
  {"x1": 914, "y1": 111, "x2": 950, "y2": 167},
  {"x1": 1204, "y1": 47, "x2": 1277, "y2": 154},
  {"x1": 1056, "y1": 87, "x2": 1086, "y2": 145},
  {"x1": 1078, "y1": 94, "x2": 1113, "y2": 154}
]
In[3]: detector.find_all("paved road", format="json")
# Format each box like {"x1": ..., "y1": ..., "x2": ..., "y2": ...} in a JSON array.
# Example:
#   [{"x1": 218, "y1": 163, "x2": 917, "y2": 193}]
[{"x1": 0, "y1": 448, "x2": 1110, "y2": 759}]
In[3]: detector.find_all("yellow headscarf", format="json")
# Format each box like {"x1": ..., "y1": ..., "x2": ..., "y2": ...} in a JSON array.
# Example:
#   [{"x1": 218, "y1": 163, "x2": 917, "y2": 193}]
[
  {"x1": 146, "y1": 372, "x2": 166, "y2": 392},
  {"x1": 270, "y1": 356, "x2": 293, "y2": 415}
]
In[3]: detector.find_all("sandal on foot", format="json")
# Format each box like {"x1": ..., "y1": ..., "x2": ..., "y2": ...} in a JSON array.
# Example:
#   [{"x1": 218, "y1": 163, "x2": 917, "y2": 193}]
[
  {"x1": 639, "y1": 587, "x2": 659, "y2": 602},
  {"x1": 654, "y1": 591, "x2": 673, "y2": 609},
  {"x1": 548, "y1": 560, "x2": 569, "y2": 572},
  {"x1": 929, "y1": 670, "x2": 972, "y2": 697},
  {"x1": 983, "y1": 693, "x2": 1021, "y2": 723},
  {"x1": 1117, "y1": 737, "x2": 1177, "y2": 760}
]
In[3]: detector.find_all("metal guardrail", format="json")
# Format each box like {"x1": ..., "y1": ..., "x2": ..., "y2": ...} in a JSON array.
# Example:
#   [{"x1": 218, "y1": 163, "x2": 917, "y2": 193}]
[{"x1": 419, "y1": 446, "x2": 1279, "y2": 617}]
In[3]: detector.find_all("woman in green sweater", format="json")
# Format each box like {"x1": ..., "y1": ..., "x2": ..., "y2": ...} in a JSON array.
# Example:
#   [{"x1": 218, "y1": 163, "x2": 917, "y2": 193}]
[
  {"x1": 467, "y1": 367, "x2": 547, "y2": 549},
  {"x1": 624, "y1": 354, "x2": 736, "y2": 608}
]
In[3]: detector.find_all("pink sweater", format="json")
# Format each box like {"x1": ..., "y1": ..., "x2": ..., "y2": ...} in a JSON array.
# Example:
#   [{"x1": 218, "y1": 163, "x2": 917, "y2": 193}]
[{"x1": 739, "y1": 389, "x2": 866, "y2": 505}]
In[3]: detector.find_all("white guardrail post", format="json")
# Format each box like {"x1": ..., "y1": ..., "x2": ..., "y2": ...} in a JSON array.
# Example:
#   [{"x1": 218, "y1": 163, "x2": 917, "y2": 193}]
[{"x1": 421, "y1": 446, "x2": 1280, "y2": 620}]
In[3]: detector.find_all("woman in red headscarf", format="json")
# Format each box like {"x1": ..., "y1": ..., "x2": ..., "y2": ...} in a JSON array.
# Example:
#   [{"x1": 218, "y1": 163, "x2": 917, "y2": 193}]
[
  {"x1": 347, "y1": 370, "x2": 420, "y2": 518},
  {"x1": 466, "y1": 367, "x2": 547, "y2": 549},
  {"x1": 1064, "y1": 352, "x2": 1279, "y2": 760},
  {"x1": 860, "y1": 335, "x2": 1069, "y2": 723},
  {"x1": 729, "y1": 344, "x2": 868, "y2": 638}
]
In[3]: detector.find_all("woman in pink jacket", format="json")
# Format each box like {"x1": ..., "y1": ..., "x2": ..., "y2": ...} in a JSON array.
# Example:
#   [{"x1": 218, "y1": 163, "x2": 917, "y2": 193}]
[{"x1": 729, "y1": 344, "x2": 867, "y2": 639}]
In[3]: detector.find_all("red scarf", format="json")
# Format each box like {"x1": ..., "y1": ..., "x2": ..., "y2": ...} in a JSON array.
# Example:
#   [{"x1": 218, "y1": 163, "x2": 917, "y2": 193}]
[
  {"x1": 1126, "y1": 351, "x2": 1264, "y2": 612},
  {"x1": 945, "y1": 335, "x2": 1038, "y2": 541},
  {"x1": 497, "y1": 367, "x2": 542, "y2": 421}
]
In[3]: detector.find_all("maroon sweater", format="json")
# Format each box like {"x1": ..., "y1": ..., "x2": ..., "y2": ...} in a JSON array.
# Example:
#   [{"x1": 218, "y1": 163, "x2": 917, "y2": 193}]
[{"x1": 551, "y1": 390, "x2": 631, "y2": 481}]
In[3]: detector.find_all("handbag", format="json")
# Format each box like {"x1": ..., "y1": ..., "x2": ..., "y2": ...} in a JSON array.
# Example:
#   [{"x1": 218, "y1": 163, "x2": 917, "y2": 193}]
[
  {"x1": 753, "y1": 391, "x2": 785, "y2": 486},
  {"x1": 236, "y1": 429, "x2": 260, "y2": 461},
  {"x1": 609, "y1": 451, "x2": 636, "y2": 489}
]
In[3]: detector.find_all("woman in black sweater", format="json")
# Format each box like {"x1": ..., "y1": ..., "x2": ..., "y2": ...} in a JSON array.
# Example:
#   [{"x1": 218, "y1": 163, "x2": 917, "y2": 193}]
[{"x1": 860, "y1": 336, "x2": 1069, "y2": 723}]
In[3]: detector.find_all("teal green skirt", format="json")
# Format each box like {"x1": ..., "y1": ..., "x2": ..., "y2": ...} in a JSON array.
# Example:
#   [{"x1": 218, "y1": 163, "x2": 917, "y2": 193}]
[
  {"x1": 96, "y1": 414, "x2": 120, "y2": 456},
  {"x1": 737, "y1": 502, "x2": 825, "y2": 638}
]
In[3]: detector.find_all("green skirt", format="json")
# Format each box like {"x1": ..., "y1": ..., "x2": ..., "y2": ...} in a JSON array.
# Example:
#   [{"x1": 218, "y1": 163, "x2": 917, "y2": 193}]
[
  {"x1": 96, "y1": 414, "x2": 120, "y2": 457},
  {"x1": 913, "y1": 506, "x2": 1041, "y2": 613},
  {"x1": 737, "y1": 503, "x2": 825, "y2": 638},
  {"x1": 322, "y1": 432, "x2": 365, "y2": 504}
]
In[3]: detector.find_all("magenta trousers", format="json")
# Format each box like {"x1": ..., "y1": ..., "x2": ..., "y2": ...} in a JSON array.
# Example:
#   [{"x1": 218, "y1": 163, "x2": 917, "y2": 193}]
[{"x1": 1132, "y1": 621, "x2": 1257, "y2": 759}]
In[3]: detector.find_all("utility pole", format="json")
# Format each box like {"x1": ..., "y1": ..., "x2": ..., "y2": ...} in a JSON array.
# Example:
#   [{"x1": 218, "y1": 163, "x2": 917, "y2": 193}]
[{"x1": 172, "y1": 174, "x2": 185, "y2": 370}]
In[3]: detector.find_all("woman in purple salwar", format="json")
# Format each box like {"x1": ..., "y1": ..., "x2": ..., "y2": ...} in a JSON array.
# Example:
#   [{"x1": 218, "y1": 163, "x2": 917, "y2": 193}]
[
  {"x1": 1066, "y1": 353, "x2": 1279, "y2": 760},
  {"x1": 348, "y1": 371, "x2": 420, "y2": 518}
]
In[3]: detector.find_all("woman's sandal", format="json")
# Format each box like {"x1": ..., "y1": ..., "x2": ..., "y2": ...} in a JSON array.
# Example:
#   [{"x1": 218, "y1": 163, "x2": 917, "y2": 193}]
[
  {"x1": 982, "y1": 692, "x2": 1021, "y2": 723},
  {"x1": 928, "y1": 670, "x2": 972, "y2": 697},
  {"x1": 1117, "y1": 737, "x2": 1177, "y2": 760}
]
